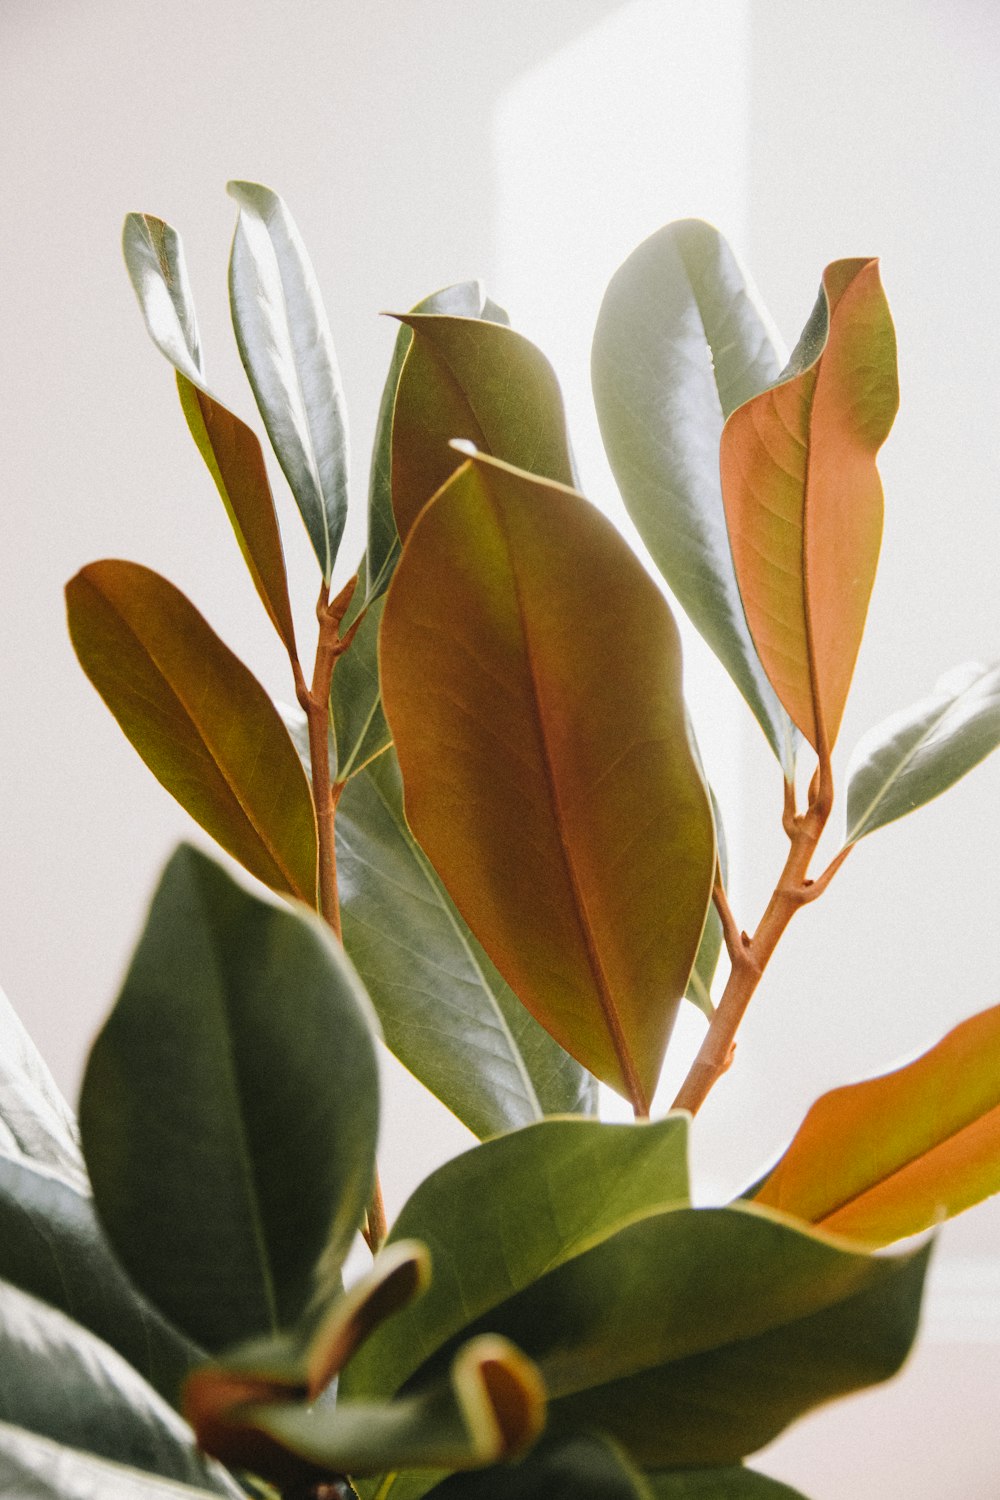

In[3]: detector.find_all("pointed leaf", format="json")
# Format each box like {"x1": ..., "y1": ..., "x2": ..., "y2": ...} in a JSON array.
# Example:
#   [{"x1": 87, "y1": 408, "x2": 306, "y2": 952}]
[
  {"x1": 228, "y1": 181, "x2": 349, "y2": 581},
  {"x1": 0, "y1": 1281, "x2": 232, "y2": 1491},
  {"x1": 720, "y1": 260, "x2": 898, "y2": 752},
  {"x1": 390, "y1": 316, "x2": 575, "y2": 544},
  {"x1": 400, "y1": 1205, "x2": 929, "y2": 1469},
  {"x1": 845, "y1": 660, "x2": 1000, "y2": 843},
  {"x1": 592, "y1": 220, "x2": 795, "y2": 774},
  {"x1": 754, "y1": 1002, "x2": 1000, "y2": 1244},
  {"x1": 0, "y1": 1422, "x2": 241, "y2": 1500},
  {"x1": 79, "y1": 846, "x2": 380, "y2": 1351},
  {"x1": 342, "y1": 1115, "x2": 689, "y2": 1403},
  {"x1": 66, "y1": 560, "x2": 317, "y2": 904},
  {"x1": 0, "y1": 985, "x2": 84, "y2": 1189},
  {"x1": 123, "y1": 213, "x2": 298, "y2": 657},
  {"x1": 380, "y1": 454, "x2": 716, "y2": 1111},
  {"x1": 336, "y1": 747, "x2": 597, "y2": 1136}
]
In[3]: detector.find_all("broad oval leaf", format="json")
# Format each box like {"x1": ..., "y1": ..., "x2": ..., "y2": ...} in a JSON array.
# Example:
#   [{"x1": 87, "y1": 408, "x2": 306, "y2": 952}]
[
  {"x1": 123, "y1": 213, "x2": 298, "y2": 658},
  {"x1": 592, "y1": 220, "x2": 795, "y2": 775},
  {"x1": 844, "y1": 660, "x2": 1000, "y2": 843},
  {"x1": 399, "y1": 1205, "x2": 929, "y2": 1469},
  {"x1": 753, "y1": 1002, "x2": 1000, "y2": 1245},
  {"x1": 0, "y1": 984, "x2": 84, "y2": 1188},
  {"x1": 79, "y1": 846, "x2": 380, "y2": 1352},
  {"x1": 228, "y1": 181, "x2": 349, "y2": 582},
  {"x1": 66, "y1": 560, "x2": 317, "y2": 904},
  {"x1": 342, "y1": 1115, "x2": 689, "y2": 1403},
  {"x1": 380, "y1": 454, "x2": 716, "y2": 1113},
  {"x1": 720, "y1": 259, "x2": 898, "y2": 753},
  {"x1": 0, "y1": 1421, "x2": 241, "y2": 1500},
  {"x1": 390, "y1": 315, "x2": 575, "y2": 544}
]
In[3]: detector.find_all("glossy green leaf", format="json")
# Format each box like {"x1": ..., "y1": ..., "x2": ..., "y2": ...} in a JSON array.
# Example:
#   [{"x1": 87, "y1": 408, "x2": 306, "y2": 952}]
[
  {"x1": 390, "y1": 315, "x2": 575, "y2": 544},
  {"x1": 0, "y1": 985, "x2": 84, "y2": 1189},
  {"x1": 0, "y1": 1154, "x2": 198, "y2": 1406},
  {"x1": 0, "y1": 1422, "x2": 240, "y2": 1500},
  {"x1": 754, "y1": 1002, "x2": 1000, "y2": 1244},
  {"x1": 592, "y1": 220, "x2": 795, "y2": 775},
  {"x1": 330, "y1": 594, "x2": 392, "y2": 781},
  {"x1": 0, "y1": 1281, "x2": 233, "y2": 1492},
  {"x1": 380, "y1": 454, "x2": 716, "y2": 1112},
  {"x1": 342, "y1": 1115, "x2": 689, "y2": 1403},
  {"x1": 228, "y1": 181, "x2": 349, "y2": 582},
  {"x1": 335, "y1": 747, "x2": 597, "y2": 1137},
  {"x1": 368, "y1": 282, "x2": 505, "y2": 598},
  {"x1": 122, "y1": 213, "x2": 298, "y2": 658},
  {"x1": 845, "y1": 660, "x2": 1000, "y2": 843},
  {"x1": 400, "y1": 1205, "x2": 929, "y2": 1469},
  {"x1": 685, "y1": 789, "x2": 728, "y2": 1019},
  {"x1": 720, "y1": 260, "x2": 898, "y2": 754},
  {"x1": 79, "y1": 846, "x2": 380, "y2": 1352},
  {"x1": 66, "y1": 560, "x2": 317, "y2": 904}
]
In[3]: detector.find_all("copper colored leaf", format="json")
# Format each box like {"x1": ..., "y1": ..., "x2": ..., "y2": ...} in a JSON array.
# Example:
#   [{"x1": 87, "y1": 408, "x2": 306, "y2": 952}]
[
  {"x1": 720, "y1": 260, "x2": 898, "y2": 753},
  {"x1": 66, "y1": 561, "x2": 316, "y2": 903},
  {"x1": 380, "y1": 454, "x2": 715, "y2": 1112}
]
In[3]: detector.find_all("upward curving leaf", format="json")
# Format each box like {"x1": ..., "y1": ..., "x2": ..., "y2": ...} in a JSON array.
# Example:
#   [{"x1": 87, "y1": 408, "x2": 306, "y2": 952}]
[
  {"x1": 592, "y1": 220, "x2": 795, "y2": 775},
  {"x1": 380, "y1": 454, "x2": 716, "y2": 1113},
  {"x1": 227, "y1": 181, "x2": 349, "y2": 582},
  {"x1": 66, "y1": 560, "x2": 317, "y2": 904},
  {"x1": 720, "y1": 259, "x2": 898, "y2": 753}
]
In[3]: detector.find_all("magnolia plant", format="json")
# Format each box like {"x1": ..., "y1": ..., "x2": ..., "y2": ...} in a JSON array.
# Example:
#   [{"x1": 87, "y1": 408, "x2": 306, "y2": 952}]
[{"x1": 3, "y1": 183, "x2": 1000, "y2": 1500}]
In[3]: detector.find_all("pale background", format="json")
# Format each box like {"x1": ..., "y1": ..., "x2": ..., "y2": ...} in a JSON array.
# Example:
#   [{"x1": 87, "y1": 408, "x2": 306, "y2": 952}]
[{"x1": 3, "y1": 1, "x2": 1000, "y2": 1493}]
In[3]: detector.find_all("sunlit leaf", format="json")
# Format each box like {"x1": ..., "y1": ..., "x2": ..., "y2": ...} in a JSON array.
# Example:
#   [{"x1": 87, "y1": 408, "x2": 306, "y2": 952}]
[
  {"x1": 845, "y1": 660, "x2": 1000, "y2": 843},
  {"x1": 720, "y1": 259, "x2": 898, "y2": 753},
  {"x1": 753, "y1": 1002, "x2": 1000, "y2": 1244},
  {"x1": 380, "y1": 453, "x2": 715, "y2": 1112},
  {"x1": 228, "y1": 181, "x2": 349, "y2": 582},
  {"x1": 0, "y1": 985, "x2": 83, "y2": 1189},
  {"x1": 66, "y1": 561, "x2": 317, "y2": 904},
  {"x1": 79, "y1": 846, "x2": 380, "y2": 1351},
  {"x1": 592, "y1": 220, "x2": 795, "y2": 774}
]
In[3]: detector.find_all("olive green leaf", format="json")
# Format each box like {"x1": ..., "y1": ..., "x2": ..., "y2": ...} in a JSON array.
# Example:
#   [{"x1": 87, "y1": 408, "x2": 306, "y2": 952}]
[
  {"x1": 592, "y1": 220, "x2": 796, "y2": 775},
  {"x1": 0, "y1": 984, "x2": 83, "y2": 1189},
  {"x1": 79, "y1": 846, "x2": 380, "y2": 1352},
  {"x1": 380, "y1": 454, "x2": 715, "y2": 1112},
  {"x1": 0, "y1": 1422, "x2": 241, "y2": 1500},
  {"x1": 228, "y1": 181, "x2": 349, "y2": 582},
  {"x1": 342, "y1": 1115, "x2": 689, "y2": 1403},
  {"x1": 330, "y1": 593, "x2": 392, "y2": 781},
  {"x1": 66, "y1": 561, "x2": 317, "y2": 904},
  {"x1": 844, "y1": 660, "x2": 1000, "y2": 843},
  {"x1": 685, "y1": 790, "x2": 728, "y2": 1019}
]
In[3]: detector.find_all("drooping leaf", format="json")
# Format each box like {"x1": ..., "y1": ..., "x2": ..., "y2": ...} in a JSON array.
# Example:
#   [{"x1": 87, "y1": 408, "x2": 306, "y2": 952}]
[
  {"x1": 753, "y1": 1002, "x2": 1000, "y2": 1244},
  {"x1": 330, "y1": 594, "x2": 392, "y2": 781},
  {"x1": 122, "y1": 213, "x2": 298, "y2": 657},
  {"x1": 66, "y1": 561, "x2": 317, "y2": 904},
  {"x1": 0, "y1": 985, "x2": 84, "y2": 1189},
  {"x1": 719, "y1": 259, "x2": 898, "y2": 753},
  {"x1": 685, "y1": 789, "x2": 728, "y2": 1019},
  {"x1": 368, "y1": 282, "x2": 505, "y2": 598},
  {"x1": 389, "y1": 315, "x2": 575, "y2": 544},
  {"x1": 0, "y1": 1281, "x2": 234, "y2": 1492},
  {"x1": 0, "y1": 1154, "x2": 198, "y2": 1406},
  {"x1": 79, "y1": 846, "x2": 380, "y2": 1352},
  {"x1": 398, "y1": 1205, "x2": 929, "y2": 1470},
  {"x1": 342, "y1": 1115, "x2": 689, "y2": 1404},
  {"x1": 227, "y1": 181, "x2": 349, "y2": 582},
  {"x1": 380, "y1": 453, "x2": 716, "y2": 1112},
  {"x1": 592, "y1": 220, "x2": 795, "y2": 775},
  {"x1": 0, "y1": 1422, "x2": 241, "y2": 1500},
  {"x1": 844, "y1": 660, "x2": 1000, "y2": 843},
  {"x1": 335, "y1": 747, "x2": 597, "y2": 1136}
]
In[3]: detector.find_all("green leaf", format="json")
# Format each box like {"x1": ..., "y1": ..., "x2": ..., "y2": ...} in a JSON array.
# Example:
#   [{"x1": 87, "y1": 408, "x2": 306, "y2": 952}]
[
  {"x1": 646, "y1": 1471, "x2": 810, "y2": 1499},
  {"x1": 0, "y1": 1281, "x2": 234, "y2": 1492},
  {"x1": 685, "y1": 789, "x2": 728, "y2": 1019},
  {"x1": 0, "y1": 1153, "x2": 198, "y2": 1406},
  {"x1": 335, "y1": 748, "x2": 597, "y2": 1137},
  {"x1": 380, "y1": 453, "x2": 716, "y2": 1112},
  {"x1": 397, "y1": 1205, "x2": 929, "y2": 1469},
  {"x1": 79, "y1": 846, "x2": 380, "y2": 1352},
  {"x1": 342, "y1": 1115, "x2": 689, "y2": 1403},
  {"x1": 591, "y1": 220, "x2": 796, "y2": 776},
  {"x1": 844, "y1": 660, "x2": 1000, "y2": 843},
  {"x1": 66, "y1": 560, "x2": 317, "y2": 905},
  {"x1": 0, "y1": 1422, "x2": 240, "y2": 1500},
  {"x1": 753, "y1": 1001, "x2": 1000, "y2": 1245},
  {"x1": 368, "y1": 282, "x2": 504, "y2": 599},
  {"x1": 330, "y1": 594, "x2": 392, "y2": 781},
  {"x1": 720, "y1": 259, "x2": 898, "y2": 753},
  {"x1": 390, "y1": 314, "x2": 575, "y2": 544},
  {"x1": 0, "y1": 985, "x2": 84, "y2": 1189},
  {"x1": 227, "y1": 181, "x2": 349, "y2": 582},
  {"x1": 122, "y1": 213, "x2": 298, "y2": 658}
]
